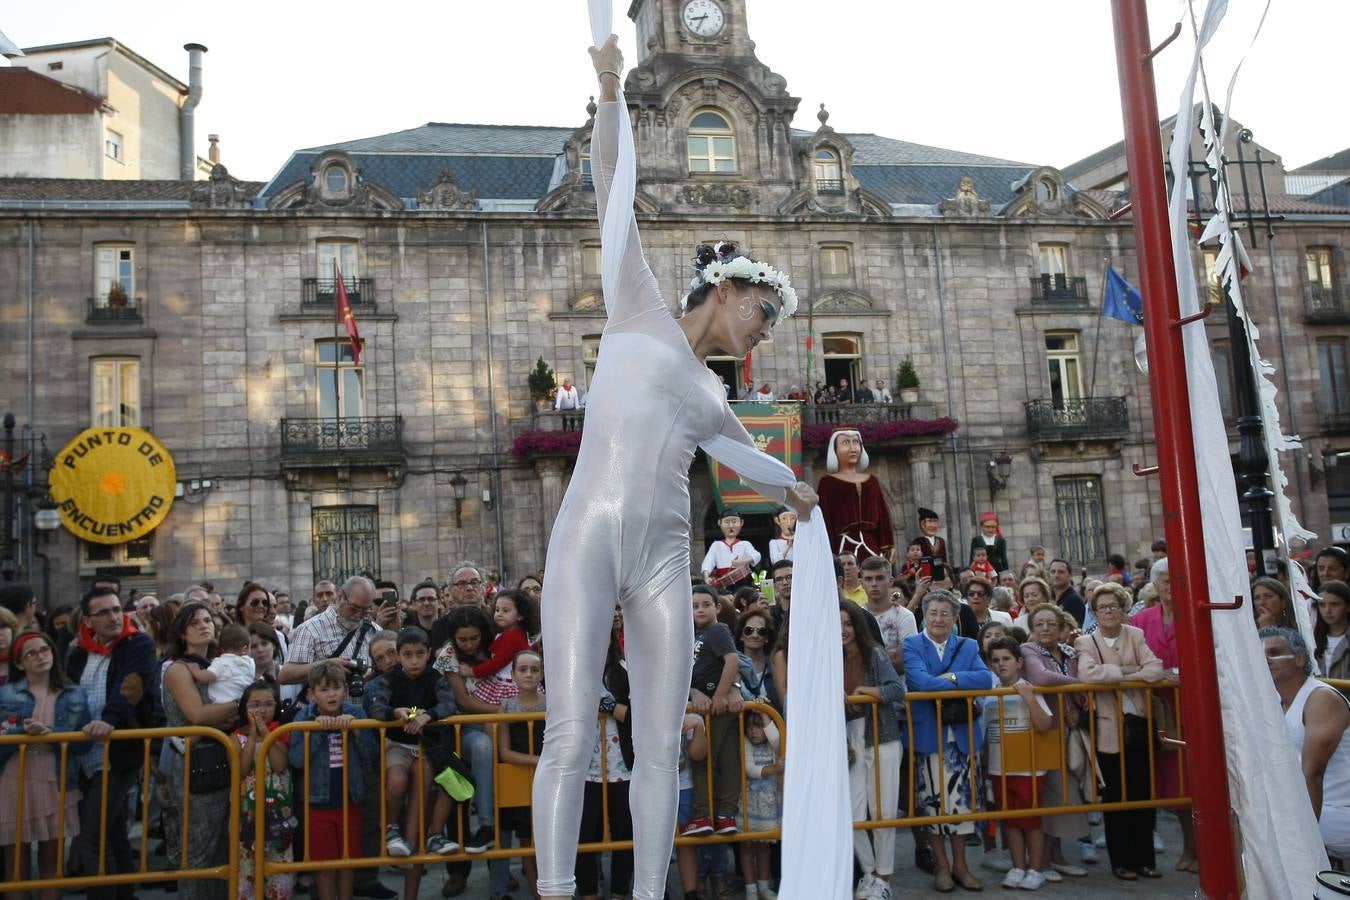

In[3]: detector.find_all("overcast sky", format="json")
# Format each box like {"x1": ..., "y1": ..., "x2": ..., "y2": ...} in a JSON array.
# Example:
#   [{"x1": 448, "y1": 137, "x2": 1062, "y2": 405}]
[{"x1": 4, "y1": 0, "x2": 1346, "y2": 183}]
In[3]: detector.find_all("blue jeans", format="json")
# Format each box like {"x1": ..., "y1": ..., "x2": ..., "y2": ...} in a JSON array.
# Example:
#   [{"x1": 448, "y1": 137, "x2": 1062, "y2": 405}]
[{"x1": 461, "y1": 725, "x2": 495, "y2": 828}]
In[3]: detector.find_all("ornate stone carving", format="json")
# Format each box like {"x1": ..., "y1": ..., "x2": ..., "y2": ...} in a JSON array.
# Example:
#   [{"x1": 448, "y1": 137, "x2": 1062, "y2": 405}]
[
  {"x1": 814, "y1": 289, "x2": 876, "y2": 313},
  {"x1": 416, "y1": 170, "x2": 477, "y2": 210},
  {"x1": 190, "y1": 164, "x2": 252, "y2": 209},
  {"x1": 681, "y1": 183, "x2": 755, "y2": 209},
  {"x1": 569, "y1": 290, "x2": 606, "y2": 314},
  {"x1": 939, "y1": 177, "x2": 991, "y2": 216}
]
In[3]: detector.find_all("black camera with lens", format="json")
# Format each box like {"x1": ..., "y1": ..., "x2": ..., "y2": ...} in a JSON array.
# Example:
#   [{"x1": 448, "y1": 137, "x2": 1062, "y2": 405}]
[{"x1": 346, "y1": 658, "x2": 367, "y2": 698}]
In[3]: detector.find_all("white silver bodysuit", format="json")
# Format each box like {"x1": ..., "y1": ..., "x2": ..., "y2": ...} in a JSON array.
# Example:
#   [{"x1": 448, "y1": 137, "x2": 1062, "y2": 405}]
[{"x1": 531, "y1": 100, "x2": 784, "y2": 900}]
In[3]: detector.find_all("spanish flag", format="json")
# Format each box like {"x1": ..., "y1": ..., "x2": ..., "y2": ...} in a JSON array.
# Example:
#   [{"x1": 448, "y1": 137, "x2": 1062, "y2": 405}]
[{"x1": 334, "y1": 261, "x2": 363, "y2": 365}]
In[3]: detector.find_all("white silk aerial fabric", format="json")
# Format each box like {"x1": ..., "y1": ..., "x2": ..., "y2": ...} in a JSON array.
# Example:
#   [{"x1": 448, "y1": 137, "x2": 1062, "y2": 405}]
[
  {"x1": 585, "y1": 6, "x2": 851, "y2": 896},
  {"x1": 1167, "y1": 2, "x2": 1328, "y2": 894}
]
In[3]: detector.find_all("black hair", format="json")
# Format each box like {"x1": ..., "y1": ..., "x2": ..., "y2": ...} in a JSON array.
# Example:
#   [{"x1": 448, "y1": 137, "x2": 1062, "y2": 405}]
[
  {"x1": 860, "y1": 555, "x2": 890, "y2": 574},
  {"x1": 0, "y1": 583, "x2": 34, "y2": 617},
  {"x1": 1315, "y1": 579, "x2": 1350, "y2": 661},
  {"x1": 1151, "y1": 539, "x2": 1167, "y2": 553},
  {"x1": 838, "y1": 599, "x2": 880, "y2": 657},
  {"x1": 218, "y1": 623, "x2": 250, "y2": 652},
  {"x1": 169, "y1": 601, "x2": 215, "y2": 660},
  {"x1": 692, "y1": 584, "x2": 719, "y2": 603},
  {"x1": 770, "y1": 559, "x2": 793, "y2": 576},
  {"x1": 682, "y1": 241, "x2": 755, "y2": 313},
  {"x1": 237, "y1": 677, "x2": 281, "y2": 728},
  {"x1": 409, "y1": 579, "x2": 439, "y2": 601},
  {"x1": 80, "y1": 585, "x2": 120, "y2": 616},
  {"x1": 396, "y1": 626, "x2": 430, "y2": 650},
  {"x1": 444, "y1": 605, "x2": 494, "y2": 664},
  {"x1": 983, "y1": 636, "x2": 1023, "y2": 664},
  {"x1": 494, "y1": 588, "x2": 540, "y2": 636},
  {"x1": 1108, "y1": 553, "x2": 1127, "y2": 569},
  {"x1": 90, "y1": 574, "x2": 122, "y2": 593}
]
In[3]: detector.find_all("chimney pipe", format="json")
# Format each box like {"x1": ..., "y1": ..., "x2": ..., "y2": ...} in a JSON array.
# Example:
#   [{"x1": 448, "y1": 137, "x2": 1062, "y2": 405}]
[
  {"x1": 208, "y1": 134, "x2": 220, "y2": 165},
  {"x1": 180, "y1": 43, "x2": 207, "y2": 180}
]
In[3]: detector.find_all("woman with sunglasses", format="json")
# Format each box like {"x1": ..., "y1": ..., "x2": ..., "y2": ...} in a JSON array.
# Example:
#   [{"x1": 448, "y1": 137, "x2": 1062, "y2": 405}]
[
  {"x1": 734, "y1": 608, "x2": 777, "y2": 703},
  {"x1": 236, "y1": 582, "x2": 287, "y2": 659},
  {"x1": 533, "y1": 35, "x2": 818, "y2": 900}
]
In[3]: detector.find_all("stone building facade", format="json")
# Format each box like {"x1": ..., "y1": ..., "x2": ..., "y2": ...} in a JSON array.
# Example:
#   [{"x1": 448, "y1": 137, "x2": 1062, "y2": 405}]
[{"x1": 1, "y1": 0, "x2": 1348, "y2": 603}]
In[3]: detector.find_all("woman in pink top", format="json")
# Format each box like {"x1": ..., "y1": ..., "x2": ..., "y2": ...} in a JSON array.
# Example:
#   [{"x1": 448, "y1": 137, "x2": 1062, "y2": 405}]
[{"x1": 1128, "y1": 560, "x2": 1195, "y2": 873}]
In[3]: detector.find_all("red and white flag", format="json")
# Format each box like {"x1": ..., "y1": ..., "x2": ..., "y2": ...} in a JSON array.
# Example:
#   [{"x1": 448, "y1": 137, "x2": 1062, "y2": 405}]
[{"x1": 334, "y1": 261, "x2": 363, "y2": 365}]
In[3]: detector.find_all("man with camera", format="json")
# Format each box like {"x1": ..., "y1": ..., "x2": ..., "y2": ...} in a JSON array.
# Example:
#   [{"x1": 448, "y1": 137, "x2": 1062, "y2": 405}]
[{"x1": 281, "y1": 575, "x2": 397, "y2": 689}]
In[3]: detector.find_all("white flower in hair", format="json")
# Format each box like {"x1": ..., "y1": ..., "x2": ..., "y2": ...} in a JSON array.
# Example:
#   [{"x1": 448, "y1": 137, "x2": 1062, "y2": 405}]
[{"x1": 705, "y1": 262, "x2": 727, "y2": 282}]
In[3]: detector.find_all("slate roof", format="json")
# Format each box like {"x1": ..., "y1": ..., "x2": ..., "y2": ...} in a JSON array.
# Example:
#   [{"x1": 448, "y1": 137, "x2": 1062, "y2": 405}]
[
  {"x1": 304, "y1": 122, "x2": 576, "y2": 156},
  {"x1": 853, "y1": 164, "x2": 1033, "y2": 206},
  {"x1": 0, "y1": 178, "x2": 264, "y2": 201},
  {"x1": 1290, "y1": 148, "x2": 1350, "y2": 174},
  {"x1": 265, "y1": 152, "x2": 556, "y2": 203}
]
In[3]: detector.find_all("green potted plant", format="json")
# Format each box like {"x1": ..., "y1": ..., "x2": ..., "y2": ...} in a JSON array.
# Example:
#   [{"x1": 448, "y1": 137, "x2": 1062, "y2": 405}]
[
  {"x1": 106, "y1": 282, "x2": 128, "y2": 310},
  {"x1": 528, "y1": 356, "x2": 557, "y2": 412},
  {"x1": 896, "y1": 358, "x2": 920, "y2": 404}
]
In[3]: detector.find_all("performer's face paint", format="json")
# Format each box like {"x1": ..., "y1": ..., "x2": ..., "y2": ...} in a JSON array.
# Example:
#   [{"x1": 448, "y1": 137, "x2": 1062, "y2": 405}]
[{"x1": 714, "y1": 281, "x2": 779, "y2": 356}]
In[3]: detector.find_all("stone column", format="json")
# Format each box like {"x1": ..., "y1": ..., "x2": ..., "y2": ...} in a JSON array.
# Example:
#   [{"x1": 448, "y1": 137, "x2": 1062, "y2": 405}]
[
  {"x1": 907, "y1": 444, "x2": 945, "y2": 527},
  {"x1": 534, "y1": 458, "x2": 569, "y2": 540}
]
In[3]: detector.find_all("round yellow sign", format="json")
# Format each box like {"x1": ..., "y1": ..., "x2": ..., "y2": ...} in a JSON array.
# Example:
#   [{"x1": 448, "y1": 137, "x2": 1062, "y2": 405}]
[{"x1": 49, "y1": 427, "x2": 177, "y2": 545}]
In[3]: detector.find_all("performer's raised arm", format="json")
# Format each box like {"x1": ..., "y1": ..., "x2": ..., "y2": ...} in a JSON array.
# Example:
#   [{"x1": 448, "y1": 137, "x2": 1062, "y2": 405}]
[{"x1": 588, "y1": 35, "x2": 664, "y2": 327}]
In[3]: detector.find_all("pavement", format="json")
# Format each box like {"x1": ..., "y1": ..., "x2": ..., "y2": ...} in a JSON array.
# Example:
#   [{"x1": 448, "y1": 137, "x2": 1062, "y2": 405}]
[{"x1": 127, "y1": 811, "x2": 1201, "y2": 899}]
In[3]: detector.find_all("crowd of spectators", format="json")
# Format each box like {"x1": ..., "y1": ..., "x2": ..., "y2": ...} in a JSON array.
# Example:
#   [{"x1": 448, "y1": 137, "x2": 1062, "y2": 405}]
[{"x1": 0, "y1": 529, "x2": 1343, "y2": 900}]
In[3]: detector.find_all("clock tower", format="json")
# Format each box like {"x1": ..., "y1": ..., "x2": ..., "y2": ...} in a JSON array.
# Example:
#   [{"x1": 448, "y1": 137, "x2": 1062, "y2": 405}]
[{"x1": 616, "y1": 0, "x2": 803, "y2": 215}]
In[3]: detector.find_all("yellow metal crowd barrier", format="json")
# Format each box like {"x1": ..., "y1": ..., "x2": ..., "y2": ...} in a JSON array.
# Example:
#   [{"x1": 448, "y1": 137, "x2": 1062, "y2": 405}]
[
  {"x1": 25, "y1": 678, "x2": 1350, "y2": 895},
  {"x1": 0, "y1": 724, "x2": 241, "y2": 898}
]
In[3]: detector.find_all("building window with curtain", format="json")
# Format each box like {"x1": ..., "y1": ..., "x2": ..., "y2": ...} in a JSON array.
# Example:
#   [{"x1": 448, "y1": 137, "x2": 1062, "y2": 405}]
[
  {"x1": 1044, "y1": 332, "x2": 1082, "y2": 408},
  {"x1": 582, "y1": 243, "x2": 602, "y2": 277},
  {"x1": 1318, "y1": 337, "x2": 1350, "y2": 426},
  {"x1": 317, "y1": 340, "x2": 365, "y2": 420},
  {"x1": 1036, "y1": 242, "x2": 1073, "y2": 299},
  {"x1": 1054, "y1": 475, "x2": 1107, "y2": 565},
  {"x1": 91, "y1": 358, "x2": 140, "y2": 427},
  {"x1": 582, "y1": 335, "x2": 601, "y2": 390},
  {"x1": 687, "y1": 110, "x2": 736, "y2": 173},
  {"x1": 94, "y1": 244, "x2": 134, "y2": 307},
  {"x1": 814, "y1": 148, "x2": 843, "y2": 193},
  {"x1": 820, "y1": 244, "x2": 851, "y2": 277}
]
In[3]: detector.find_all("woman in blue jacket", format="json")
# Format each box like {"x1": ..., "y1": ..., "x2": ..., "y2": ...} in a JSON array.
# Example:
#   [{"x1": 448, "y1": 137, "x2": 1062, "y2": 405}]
[
  {"x1": 0, "y1": 631, "x2": 92, "y2": 899},
  {"x1": 903, "y1": 590, "x2": 996, "y2": 893}
]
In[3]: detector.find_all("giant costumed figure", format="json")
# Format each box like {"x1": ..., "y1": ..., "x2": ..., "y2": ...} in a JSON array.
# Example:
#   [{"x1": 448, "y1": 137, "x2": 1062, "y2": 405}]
[
  {"x1": 815, "y1": 429, "x2": 896, "y2": 564},
  {"x1": 531, "y1": 27, "x2": 850, "y2": 900}
]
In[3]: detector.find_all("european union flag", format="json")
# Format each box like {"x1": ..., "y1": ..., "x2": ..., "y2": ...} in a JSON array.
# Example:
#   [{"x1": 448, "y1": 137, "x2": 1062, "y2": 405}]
[{"x1": 1103, "y1": 266, "x2": 1144, "y2": 325}]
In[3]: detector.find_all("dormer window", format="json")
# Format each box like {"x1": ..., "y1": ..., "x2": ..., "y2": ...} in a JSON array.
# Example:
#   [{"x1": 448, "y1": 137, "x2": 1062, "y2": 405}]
[
  {"x1": 688, "y1": 110, "x2": 736, "y2": 173},
  {"x1": 580, "y1": 143, "x2": 593, "y2": 187},
  {"x1": 325, "y1": 166, "x2": 348, "y2": 192},
  {"x1": 1036, "y1": 178, "x2": 1058, "y2": 203},
  {"x1": 814, "y1": 148, "x2": 843, "y2": 194}
]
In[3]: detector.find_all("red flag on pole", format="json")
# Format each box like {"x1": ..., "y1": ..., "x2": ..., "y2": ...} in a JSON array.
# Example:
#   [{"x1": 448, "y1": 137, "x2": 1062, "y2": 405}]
[{"x1": 334, "y1": 261, "x2": 363, "y2": 365}]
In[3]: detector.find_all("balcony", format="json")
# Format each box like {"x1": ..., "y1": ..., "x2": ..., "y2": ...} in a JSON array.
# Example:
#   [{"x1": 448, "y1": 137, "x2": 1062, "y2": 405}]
[
  {"x1": 86, "y1": 297, "x2": 143, "y2": 323},
  {"x1": 1305, "y1": 283, "x2": 1350, "y2": 322},
  {"x1": 1030, "y1": 275, "x2": 1089, "y2": 304},
  {"x1": 531, "y1": 408, "x2": 586, "y2": 432},
  {"x1": 279, "y1": 416, "x2": 405, "y2": 487},
  {"x1": 301, "y1": 277, "x2": 375, "y2": 308},
  {"x1": 803, "y1": 400, "x2": 939, "y2": 427},
  {"x1": 1321, "y1": 400, "x2": 1350, "y2": 434},
  {"x1": 815, "y1": 178, "x2": 845, "y2": 195},
  {"x1": 1025, "y1": 397, "x2": 1129, "y2": 442}
]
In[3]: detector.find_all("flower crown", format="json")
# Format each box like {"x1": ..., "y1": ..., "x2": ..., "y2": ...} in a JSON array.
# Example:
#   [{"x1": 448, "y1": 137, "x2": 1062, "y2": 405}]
[{"x1": 681, "y1": 242, "x2": 798, "y2": 319}]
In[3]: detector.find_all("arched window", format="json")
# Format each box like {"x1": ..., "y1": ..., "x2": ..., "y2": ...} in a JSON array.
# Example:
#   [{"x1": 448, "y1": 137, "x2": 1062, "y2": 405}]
[
  {"x1": 814, "y1": 148, "x2": 843, "y2": 194},
  {"x1": 1036, "y1": 177, "x2": 1058, "y2": 203},
  {"x1": 324, "y1": 165, "x2": 348, "y2": 192},
  {"x1": 579, "y1": 143, "x2": 593, "y2": 187},
  {"x1": 687, "y1": 110, "x2": 736, "y2": 173}
]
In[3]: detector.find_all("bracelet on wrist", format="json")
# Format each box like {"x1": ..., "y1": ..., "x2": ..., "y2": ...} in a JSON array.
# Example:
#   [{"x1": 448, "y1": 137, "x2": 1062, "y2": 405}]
[{"x1": 597, "y1": 69, "x2": 621, "y2": 81}]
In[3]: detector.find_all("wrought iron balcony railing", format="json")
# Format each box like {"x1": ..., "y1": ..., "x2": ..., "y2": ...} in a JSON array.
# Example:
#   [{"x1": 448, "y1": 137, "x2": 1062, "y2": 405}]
[
  {"x1": 1025, "y1": 397, "x2": 1129, "y2": 441},
  {"x1": 815, "y1": 178, "x2": 845, "y2": 195},
  {"x1": 280, "y1": 417, "x2": 404, "y2": 459},
  {"x1": 1305, "y1": 283, "x2": 1350, "y2": 322},
  {"x1": 1030, "y1": 275, "x2": 1089, "y2": 303},
  {"x1": 86, "y1": 297, "x2": 143, "y2": 323},
  {"x1": 804, "y1": 400, "x2": 938, "y2": 426},
  {"x1": 1321, "y1": 400, "x2": 1350, "y2": 433},
  {"x1": 301, "y1": 277, "x2": 375, "y2": 307}
]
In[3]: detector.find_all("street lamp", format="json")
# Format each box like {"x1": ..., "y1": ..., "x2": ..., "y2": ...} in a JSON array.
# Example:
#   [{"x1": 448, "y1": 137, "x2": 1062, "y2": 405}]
[
  {"x1": 987, "y1": 452, "x2": 1012, "y2": 496},
  {"x1": 449, "y1": 472, "x2": 468, "y2": 527}
]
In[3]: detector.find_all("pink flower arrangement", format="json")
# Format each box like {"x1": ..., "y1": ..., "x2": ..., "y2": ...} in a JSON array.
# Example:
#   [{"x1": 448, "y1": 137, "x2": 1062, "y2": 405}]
[
  {"x1": 511, "y1": 429, "x2": 584, "y2": 460},
  {"x1": 802, "y1": 417, "x2": 959, "y2": 448}
]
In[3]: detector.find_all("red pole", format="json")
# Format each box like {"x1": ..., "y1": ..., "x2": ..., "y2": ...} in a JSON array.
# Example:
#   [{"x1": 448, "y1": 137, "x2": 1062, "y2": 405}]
[{"x1": 1109, "y1": 2, "x2": 1241, "y2": 897}]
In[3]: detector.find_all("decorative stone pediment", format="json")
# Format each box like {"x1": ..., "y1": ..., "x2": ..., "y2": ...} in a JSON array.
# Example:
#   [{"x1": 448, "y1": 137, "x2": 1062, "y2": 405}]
[
  {"x1": 939, "y1": 177, "x2": 992, "y2": 216},
  {"x1": 1003, "y1": 166, "x2": 1108, "y2": 219},
  {"x1": 416, "y1": 170, "x2": 476, "y2": 210},
  {"x1": 267, "y1": 151, "x2": 402, "y2": 212},
  {"x1": 813, "y1": 289, "x2": 877, "y2": 313},
  {"x1": 190, "y1": 164, "x2": 253, "y2": 209}
]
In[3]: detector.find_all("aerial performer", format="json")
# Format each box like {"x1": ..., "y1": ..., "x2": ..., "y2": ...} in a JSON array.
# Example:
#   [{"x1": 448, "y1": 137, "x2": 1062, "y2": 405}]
[{"x1": 529, "y1": 27, "x2": 846, "y2": 900}]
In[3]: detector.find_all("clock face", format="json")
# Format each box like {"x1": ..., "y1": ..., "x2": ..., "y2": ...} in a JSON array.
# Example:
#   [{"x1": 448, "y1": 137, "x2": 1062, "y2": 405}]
[{"x1": 682, "y1": 0, "x2": 725, "y2": 37}]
